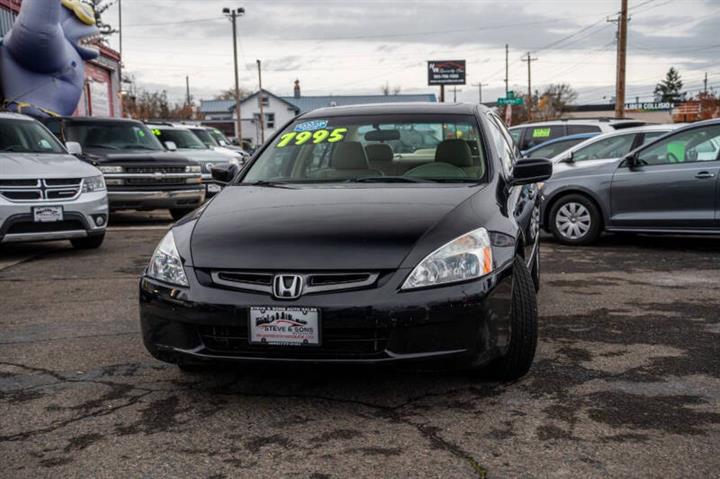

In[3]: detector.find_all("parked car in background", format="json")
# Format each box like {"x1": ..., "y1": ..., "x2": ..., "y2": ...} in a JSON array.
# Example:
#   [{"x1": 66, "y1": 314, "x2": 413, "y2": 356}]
[
  {"x1": 147, "y1": 123, "x2": 238, "y2": 198},
  {"x1": 541, "y1": 119, "x2": 720, "y2": 245},
  {"x1": 188, "y1": 125, "x2": 250, "y2": 162},
  {"x1": 1, "y1": 113, "x2": 108, "y2": 248},
  {"x1": 523, "y1": 133, "x2": 598, "y2": 159},
  {"x1": 43, "y1": 117, "x2": 205, "y2": 221},
  {"x1": 140, "y1": 103, "x2": 552, "y2": 380},
  {"x1": 509, "y1": 118, "x2": 646, "y2": 153},
  {"x1": 548, "y1": 124, "x2": 683, "y2": 164}
]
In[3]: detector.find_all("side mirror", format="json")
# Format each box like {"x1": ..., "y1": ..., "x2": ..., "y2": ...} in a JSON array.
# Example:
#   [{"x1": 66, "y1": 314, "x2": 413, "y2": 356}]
[
  {"x1": 65, "y1": 141, "x2": 83, "y2": 155},
  {"x1": 211, "y1": 163, "x2": 239, "y2": 184},
  {"x1": 560, "y1": 152, "x2": 575, "y2": 163},
  {"x1": 509, "y1": 158, "x2": 553, "y2": 186},
  {"x1": 164, "y1": 141, "x2": 178, "y2": 151},
  {"x1": 623, "y1": 153, "x2": 637, "y2": 167}
]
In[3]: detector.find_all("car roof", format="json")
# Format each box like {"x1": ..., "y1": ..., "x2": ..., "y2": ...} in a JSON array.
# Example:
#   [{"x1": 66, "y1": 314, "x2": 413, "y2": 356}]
[
  {"x1": 508, "y1": 118, "x2": 644, "y2": 130},
  {"x1": 301, "y1": 102, "x2": 484, "y2": 118},
  {"x1": 57, "y1": 116, "x2": 145, "y2": 125},
  {"x1": 0, "y1": 112, "x2": 39, "y2": 121}
]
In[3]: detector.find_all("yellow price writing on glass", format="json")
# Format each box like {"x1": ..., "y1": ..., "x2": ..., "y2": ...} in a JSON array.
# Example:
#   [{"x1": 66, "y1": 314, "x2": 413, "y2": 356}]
[{"x1": 276, "y1": 128, "x2": 348, "y2": 148}]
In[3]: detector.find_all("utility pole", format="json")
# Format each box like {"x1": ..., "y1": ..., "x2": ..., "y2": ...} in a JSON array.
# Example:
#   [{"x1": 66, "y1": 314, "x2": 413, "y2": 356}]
[
  {"x1": 185, "y1": 76, "x2": 191, "y2": 106},
  {"x1": 609, "y1": 0, "x2": 629, "y2": 118},
  {"x1": 118, "y1": 0, "x2": 123, "y2": 116},
  {"x1": 257, "y1": 59, "x2": 265, "y2": 144},
  {"x1": 472, "y1": 82, "x2": 489, "y2": 104},
  {"x1": 504, "y1": 44, "x2": 509, "y2": 96},
  {"x1": 522, "y1": 52, "x2": 538, "y2": 121},
  {"x1": 223, "y1": 7, "x2": 245, "y2": 144},
  {"x1": 440, "y1": 85, "x2": 445, "y2": 103},
  {"x1": 452, "y1": 86, "x2": 463, "y2": 103}
]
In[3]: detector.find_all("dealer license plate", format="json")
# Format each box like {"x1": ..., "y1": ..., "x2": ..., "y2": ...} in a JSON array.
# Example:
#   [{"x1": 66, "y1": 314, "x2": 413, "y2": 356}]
[
  {"x1": 33, "y1": 206, "x2": 63, "y2": 223},
  {"x1": 249, "y1": 307, "x2": 320, "y2": 346}
]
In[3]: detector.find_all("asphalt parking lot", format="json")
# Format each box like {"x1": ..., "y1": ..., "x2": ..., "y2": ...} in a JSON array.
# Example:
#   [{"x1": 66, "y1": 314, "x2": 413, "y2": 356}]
[{"x1": 1, "y1": 217, "x2": 719, "y2": 478}]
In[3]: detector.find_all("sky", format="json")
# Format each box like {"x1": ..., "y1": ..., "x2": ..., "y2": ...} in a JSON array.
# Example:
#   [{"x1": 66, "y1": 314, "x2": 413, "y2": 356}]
[{"x1": 99, "y1": 0, "x2": 720, "y2": 105}]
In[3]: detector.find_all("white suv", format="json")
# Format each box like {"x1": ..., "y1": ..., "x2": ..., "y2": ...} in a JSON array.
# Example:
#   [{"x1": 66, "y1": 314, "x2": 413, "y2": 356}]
[
  {"x1": 0, "y1": 113, "x2": 108, "y2": 249},
  {"x1": 509, "y1": 119, "x2": 646, "y2": 153}
]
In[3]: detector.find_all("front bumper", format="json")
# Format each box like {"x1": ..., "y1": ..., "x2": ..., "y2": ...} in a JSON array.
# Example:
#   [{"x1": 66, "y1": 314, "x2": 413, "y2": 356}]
[
  {"x1": 0, "y1": 192, "x2": 108, "y2": 244},
  {"x1": 139, "y1": 264, "x2": 514, "y2": 366},
  {"x1": 108, "y1": 187, "x2": 206, "y2": 211}
]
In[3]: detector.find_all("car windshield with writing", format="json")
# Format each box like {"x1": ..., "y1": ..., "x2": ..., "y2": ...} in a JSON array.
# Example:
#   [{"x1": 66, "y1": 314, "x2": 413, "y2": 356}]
[
  {"x1": 154, "y1": 128, "x2": 209, "y2": 150},
  {"x1": 64, "y1": 121, "x2": 165, "y2": 151},
  {"x1": 0, "y1": 118, "x2": 66, "y2": 154},
  {"x1": 240, "y1": 114, "x2": 488, "y2": 184}
]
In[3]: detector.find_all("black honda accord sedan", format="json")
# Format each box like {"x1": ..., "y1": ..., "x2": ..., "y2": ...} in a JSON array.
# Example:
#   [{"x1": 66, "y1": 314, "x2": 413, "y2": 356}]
[{"x1": 139, "y1": 103, "x2": 552, "y2": 380}]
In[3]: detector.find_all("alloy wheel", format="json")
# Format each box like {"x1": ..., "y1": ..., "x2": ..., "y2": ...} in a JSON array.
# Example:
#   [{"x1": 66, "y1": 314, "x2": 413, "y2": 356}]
[{"x1": 555, "y1": 202, "x2": 591, "y2": 240}]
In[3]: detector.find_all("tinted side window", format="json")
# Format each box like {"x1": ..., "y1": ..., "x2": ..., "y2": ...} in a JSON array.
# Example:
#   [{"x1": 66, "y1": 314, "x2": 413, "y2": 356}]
[
  {"x1": 573, "y1": 134, "x2": 637, "y2": 162},
  {"x1": 44, "y1": 119, "x2": 63, "y2": 140},
  {"x1": 567, "y1": 125, "x2": 601, "y2": 135},
  {"x1": 527, "y1": 138, "x2": 586, "y2": 159},
  {"x1": 486, "y1": 114, "x2": 515, "y2": 176},
  {"x1": 523, "y1": 125, "x2": 565, "y2": 150},
  {"x1": 637, "y1": 126, "x2": 720, "y2": 165}
]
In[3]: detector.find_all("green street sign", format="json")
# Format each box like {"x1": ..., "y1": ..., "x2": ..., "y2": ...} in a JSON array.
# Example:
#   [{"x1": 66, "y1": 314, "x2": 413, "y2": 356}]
[{"x1": 497, "y1": 97, "x2": 524, "y2": 106}]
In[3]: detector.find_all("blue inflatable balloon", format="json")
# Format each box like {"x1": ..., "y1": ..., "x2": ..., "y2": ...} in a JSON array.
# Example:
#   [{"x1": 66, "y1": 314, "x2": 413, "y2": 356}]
[{"x1": 0, "y1": 0, "x2": 101, "y2": 117}]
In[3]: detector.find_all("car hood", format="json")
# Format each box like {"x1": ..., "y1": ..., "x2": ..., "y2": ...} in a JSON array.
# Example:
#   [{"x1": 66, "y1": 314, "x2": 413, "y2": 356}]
[
  {"x1": 550, "y1": 158, "x2": 621, "y2": 179},
  {"x1": 190, "y1": 185, "x2": 478, "y2": 270},
  {"x1": 82, "y1": 148, "x2": 193, "y2": 165},
  {"x1": 176, "y1": 148, "x2": 231, "y2": 163},
  {"x1": 0, "y1": 152, "x2": 100, "y2": 178}
]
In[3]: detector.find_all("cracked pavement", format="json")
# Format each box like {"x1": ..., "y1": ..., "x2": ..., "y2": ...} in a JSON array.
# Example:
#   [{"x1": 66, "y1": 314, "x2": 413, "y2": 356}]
[{"x1": 1, "y1": 219, "x2": 720, "y2": 478}]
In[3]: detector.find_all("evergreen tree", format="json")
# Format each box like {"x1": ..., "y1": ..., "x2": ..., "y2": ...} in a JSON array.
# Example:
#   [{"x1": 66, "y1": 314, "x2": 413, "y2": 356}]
[{"x1": 654, "y1": 67, "x2": 684, "y2": 103}]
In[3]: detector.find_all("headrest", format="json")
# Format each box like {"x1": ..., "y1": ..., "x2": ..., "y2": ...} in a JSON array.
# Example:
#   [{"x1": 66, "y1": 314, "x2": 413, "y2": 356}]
[
  {"x1": 332, "y1": 142, "x2": 370, "y2": 169},
  {"x1": 435, "y1": 139, "x2": 473, "y2": 167},
  {"x1": 365, "y1": 144, "x2": 393, "y2": 163}
]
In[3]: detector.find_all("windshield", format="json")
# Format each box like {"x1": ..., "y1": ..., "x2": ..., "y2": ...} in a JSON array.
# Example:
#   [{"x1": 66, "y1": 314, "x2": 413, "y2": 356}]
[
  {"x1": 527, "y1": 137, "x2": 586, "y2": 159},
  {"x1": 241, "y1": 114, "x2": 487, "y2": 184},
  {"x1": 0, "y1": 119, "x2": 66, "y2": 154},
  {"x1": 153, "y1": 128, "x2": 208, "y2": 150},
  {"x1": 65, "y1": 122, "x2": 165, "y2": 151},
  {"x1": 210, "y1": 129, "x2": 231, "y2": 146},
  {"x1": 191, "y1": 128, "x2": 219, "y2": 147}
]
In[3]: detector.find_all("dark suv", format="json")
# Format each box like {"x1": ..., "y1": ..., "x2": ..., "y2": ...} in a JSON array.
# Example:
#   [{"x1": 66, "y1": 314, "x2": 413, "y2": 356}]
[{"x1": 44, "y1": 117, "x2": 205, "y2": 219}]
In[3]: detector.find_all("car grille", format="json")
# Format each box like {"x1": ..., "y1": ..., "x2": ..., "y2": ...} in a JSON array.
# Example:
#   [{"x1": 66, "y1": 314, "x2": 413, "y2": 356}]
[
  {"x1": 210, "y1": 271, "x2": 379, "y2": 296},
  {"x1": 6, "y1": 220, "x2": 85, "y2": 235},
  {"x1": 125, "y1": 166, "x2": 186, "y2": 174},
  {"x1": 124, "y1": 177, "x2": 187, "y2": 186},
  {"x1": 0, "y1": 178, "x2": 82, "y2": 202},
  {"x1": 197, "y1": 323, "x2": 390, "y2": 358}
]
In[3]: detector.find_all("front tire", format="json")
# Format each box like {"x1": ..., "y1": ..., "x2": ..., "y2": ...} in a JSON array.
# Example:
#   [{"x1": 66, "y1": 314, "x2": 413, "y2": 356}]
[
  {"x1": 71, "y1": 233, "x2": 105, "y2": 250},
  {"x1": 549, "y1": 194, "x2": 601, "y2": 245},
  {"x1": 531, "y1": 246, "x2": 540, "y2": 293},
  {"x1": 489, "y1": 258, "x2": 538, "y2": 381}
]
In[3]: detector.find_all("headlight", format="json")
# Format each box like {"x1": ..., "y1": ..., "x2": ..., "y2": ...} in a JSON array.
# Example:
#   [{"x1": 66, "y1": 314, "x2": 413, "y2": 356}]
[
  {"x1": 186, "y1": 165, "x2": 202, "y2": 173},
  {"x1": 82, "y1": 175, "x2": 106, "y2": 193},
  {"x1": 146, "y1": 231, "x2": 189, "y2": 287},
  {"x1": 402, "y1": 227, "x2": 493, "y2": 290},
  {"x1": 99, "y1": 166, "x2": 123, "y2": 174}
]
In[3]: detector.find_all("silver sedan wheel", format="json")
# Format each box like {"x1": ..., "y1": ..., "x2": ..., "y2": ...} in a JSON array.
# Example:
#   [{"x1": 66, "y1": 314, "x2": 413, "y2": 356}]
[{"x1": 555, "y1": 202, "x2": 591, "y2": 240}]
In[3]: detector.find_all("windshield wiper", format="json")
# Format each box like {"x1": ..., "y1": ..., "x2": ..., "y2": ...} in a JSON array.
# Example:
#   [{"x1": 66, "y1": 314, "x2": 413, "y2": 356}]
[
  {"x1": 85, "y1": 144, "x2": 119, "y2": 150},
  {"x1": 243, "y1": 180, "x2": 296, "y2": 189},
  {"x1": 123, "y1": 145, "x2": 159, "y2": 150},
  {"x1": 346, "y1": 176, "x2": 436, "y2": 184}
]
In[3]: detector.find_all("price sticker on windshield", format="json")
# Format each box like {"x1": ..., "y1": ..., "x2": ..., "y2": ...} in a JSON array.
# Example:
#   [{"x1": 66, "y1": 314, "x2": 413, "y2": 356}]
[
  {"x1": 276, "y1": 128, "x2": 348, "y2": 148},
  {"x1": 532, "y1": 128, "x2": 551, "y2": 138}
]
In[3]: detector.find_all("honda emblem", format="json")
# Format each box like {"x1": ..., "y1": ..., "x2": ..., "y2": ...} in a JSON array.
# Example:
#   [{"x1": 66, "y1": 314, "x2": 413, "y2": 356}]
[{"x1": 272, "y1": 274, "x2": 304, "y2": 299}]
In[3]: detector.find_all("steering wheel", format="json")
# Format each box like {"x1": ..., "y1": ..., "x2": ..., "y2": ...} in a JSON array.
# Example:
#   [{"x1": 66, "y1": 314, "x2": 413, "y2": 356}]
[{"x1": 667, "y1": 152, "x2": 680, "y2": 163}]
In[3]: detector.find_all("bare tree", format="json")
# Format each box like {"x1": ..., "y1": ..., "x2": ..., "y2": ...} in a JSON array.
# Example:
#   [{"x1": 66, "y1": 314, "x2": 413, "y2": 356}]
[{"x1": 82, "y1": 0, "x2": 118, "y2": 40}]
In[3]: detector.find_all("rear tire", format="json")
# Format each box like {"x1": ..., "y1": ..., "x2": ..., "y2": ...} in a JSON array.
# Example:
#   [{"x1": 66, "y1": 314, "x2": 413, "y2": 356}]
[
  {"x1": 170, "y1": 208, "x2": 194, "y2": 221},
  {"x1": 489, "y1": 258, "x2": 538, "y2": 381},
  {"x1": 71, "y1": 233, "x2": 105, "y2": 250},
  {"x1": 549, "y1": 194, "x2": 602, "y2": 245}
]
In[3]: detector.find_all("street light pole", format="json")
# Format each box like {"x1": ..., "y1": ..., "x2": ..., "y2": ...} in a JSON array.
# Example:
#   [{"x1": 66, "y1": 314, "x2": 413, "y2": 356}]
[{"x1": 223, "y1": 7, "x2": 245, "y2": 146}]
